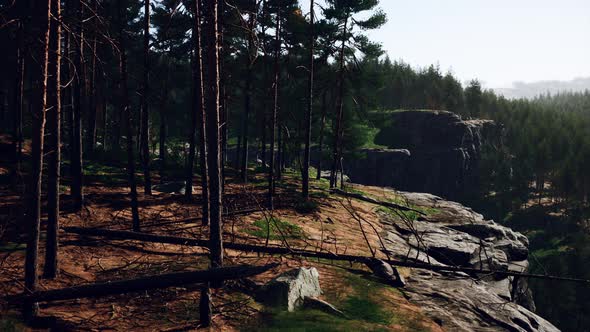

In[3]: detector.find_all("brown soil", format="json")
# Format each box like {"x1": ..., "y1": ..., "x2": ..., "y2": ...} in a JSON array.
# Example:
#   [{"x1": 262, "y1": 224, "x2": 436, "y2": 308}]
[{"x1": 0, "y1": 135, "x2": 441, "y2": 331}]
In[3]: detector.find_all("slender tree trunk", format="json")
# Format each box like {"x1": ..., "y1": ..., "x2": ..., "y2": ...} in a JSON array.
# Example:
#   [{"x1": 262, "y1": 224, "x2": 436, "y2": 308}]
[
  {"x1": 186, "y1": 47, "x2": 198, "y2": 200},
  {"x1": 158, "y1": 60, "x2": 170, "y2": 180},
  {"x1": 240, "y1": 7, "x2": 256, "y2": 184},
  {"x1": 204, "y1": 0, "x2": 222, "y2": 270},
  {"x1": 277, "y1": 125, "x2": 283, "y2": 181},
  {"x1": 302, "y1": 0, "x2": 314, "y2": 200},
  {"x1": 268, "y1": 11, "x2": 280, "y2": 210},
  {"x1": 140, "y1": 0, "x2": 152, "y2": 195},
  {"x1": 190, "y1": 0, "x2": 209, "y2": 226},
  {"x1": 117, "y1": 0, "x2": 140, "y2": 232},
  {"x1": 236, "y1": 131, "x2": 242, "y2": 169},
  {"x1": 330, "y1": 17, "x2": 348, "y2": 188},
  {"x1": 43, "y1": 0, "x2": 62, "y2": 280},
  {"x1": 70, "y1": 0, "x2": 85, "y2": 210},
  {"x1": 201, "y1": 0, "x2": 222, "y2": 325},
  {"x1": 12, "y1": 3, "x2": 25, "y2": 189},
  {"x1": 219, "y1": 0, "x2": 227, "y2": 189},
  {"x1": 85, "y1": 0, "x2": 98, "y2": 156},
  {"x1": 23, "y1": 0, "x2": 51, "y2": 319},
  {"x1": 315, "y1": 90, "x2": 327, "y2": 180}
]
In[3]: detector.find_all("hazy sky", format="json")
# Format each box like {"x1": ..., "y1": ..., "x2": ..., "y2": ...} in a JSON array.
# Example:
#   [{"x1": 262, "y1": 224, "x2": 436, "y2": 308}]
[{"x1": 304, "y1": 0, "x2": 590, "y2": 88}]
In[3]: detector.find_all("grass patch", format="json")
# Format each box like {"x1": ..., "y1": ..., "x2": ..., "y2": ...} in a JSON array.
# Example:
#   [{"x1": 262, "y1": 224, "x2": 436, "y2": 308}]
[
  {"x1": 342, "y1": 296, "x2": 390, "y2": 324},
  {"x1": 246, "y1": 218, "x2": 305, "y2": 240},
  {"x1": 248, "y1": 268, "x2": 432, "y2": 332}
]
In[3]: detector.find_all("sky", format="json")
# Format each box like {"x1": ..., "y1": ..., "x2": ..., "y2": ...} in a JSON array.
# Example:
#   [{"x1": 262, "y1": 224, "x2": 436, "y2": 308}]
[{"x1": 303, "y1": 0, "x2": 590, "y2": 89}]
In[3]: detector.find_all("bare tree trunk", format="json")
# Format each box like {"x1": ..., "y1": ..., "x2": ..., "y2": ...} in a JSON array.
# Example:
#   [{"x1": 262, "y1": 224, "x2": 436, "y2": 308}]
[
  {"x1": 240, "y1": 6, "x2": 256, "y2": 183},
  {"x1": 70, "y1": 0, "x2": 85, "y2": 210},
  {"x1": 315, "y1": 90, "x2": 327, "y2": 180},
  {"x1": 140, "y1": 0, "x2": 152, "y2": 195},
  {"x1": 268, "y1": 10, "x2": 280, "y2": 210},
  {"x1": 204, "y1": 0, "x2": 223, "y2": 270},
  {"x1": 219, "y1": 1, "x2": 227, "y2": 189},
  {"x1": 202, "y1": 0, "x2": 222, "y2": 325},
  {"x1": 85, "y1": 0, "x2": 99, "y2": 157},
  {"x1": 302, "y1": 0, "x2": 314, "y2": 200},
  {"x1": 185, "y1": 46, "x2": 198, "y2": 200},
  {"x1": 330, "y1": 17, "x2": 348, "y2": 189},
  {"x1": 43, "y1": 0, "x2": 62, "y2": 280},
  {"x1": 12, "y1": 1, "x2": 25, "y2": 189},
  {"x1": 158, "y1": 60, "x2": 170, "y2": 180},
  {"x1": 117, "y1": 0, "x2": 140, "y2": 232},
  {"x1": 23, "y1": 0, "x2": 51, "y2": 319},
  {"x1": 189, "y1": 0, "x2": 209, "y2": 226},
  {"x1": 277, "y1": 125, "x2": 283, "y2": 181}
]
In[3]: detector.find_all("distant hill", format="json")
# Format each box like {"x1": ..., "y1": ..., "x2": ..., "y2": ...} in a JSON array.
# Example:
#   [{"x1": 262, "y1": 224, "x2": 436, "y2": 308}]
[{"x1": 494, "y1": 77, "x2": 590, "y2": 99}]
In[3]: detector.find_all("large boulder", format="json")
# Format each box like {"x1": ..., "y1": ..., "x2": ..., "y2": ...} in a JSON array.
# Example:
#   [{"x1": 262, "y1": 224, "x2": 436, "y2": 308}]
[
  {"x1": 256, "y1": 267, "x2": 322, "y2": 312},
  {"x1": 344, "y1": 110, "x2": 501, "y2": 201}
]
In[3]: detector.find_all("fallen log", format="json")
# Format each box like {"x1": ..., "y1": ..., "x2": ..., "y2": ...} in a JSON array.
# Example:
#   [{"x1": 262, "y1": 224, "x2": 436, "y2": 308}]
[
  {"x1": 63, "y1": 227, "x2": 590, "y2": 284},
  {"x1": 7, "y1": 264, "x2": 278, "y2": 303},
  {"x1": 63, "y1": 226, "x2": 368, "y2": 263},
  {"x1": 330, "y1": 188, "x2": 426, "y2": 216}
]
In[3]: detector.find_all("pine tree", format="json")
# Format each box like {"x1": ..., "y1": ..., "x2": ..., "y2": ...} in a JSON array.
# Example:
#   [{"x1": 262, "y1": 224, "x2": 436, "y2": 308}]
[
  {"x1": 23, "y1": 0, "x2": 52, "y2": 319},
  {"x1": 43, "y1": 0, "x2": 62, "y2": 279}
]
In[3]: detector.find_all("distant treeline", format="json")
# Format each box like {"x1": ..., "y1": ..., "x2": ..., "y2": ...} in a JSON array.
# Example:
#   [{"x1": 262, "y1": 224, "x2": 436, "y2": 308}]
[{"x1": 352, "y1": 58, "x2": 590, "y2": 216}]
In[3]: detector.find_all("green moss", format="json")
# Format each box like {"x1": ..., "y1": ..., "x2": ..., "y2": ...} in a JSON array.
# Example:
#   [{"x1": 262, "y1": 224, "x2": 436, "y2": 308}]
[
  {"x1": 247, "y1": 269, "x2": 432, "y2": 332},
  {"x1": 246, "y1": 218, "x2": 305, "y2": 240}
]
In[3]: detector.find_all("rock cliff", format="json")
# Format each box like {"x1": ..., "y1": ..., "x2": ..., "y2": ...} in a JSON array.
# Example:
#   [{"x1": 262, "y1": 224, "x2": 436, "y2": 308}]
[
  {"x1": 346, "y1": 110, "x2": 499, "y2": 200},
  {"x1": 376, "y1": 188, "x2": 558, "y2": 332}
]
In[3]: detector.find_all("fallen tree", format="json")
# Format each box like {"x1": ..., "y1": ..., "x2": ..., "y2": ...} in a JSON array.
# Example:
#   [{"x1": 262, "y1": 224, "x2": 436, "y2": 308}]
[
  {"x1": 6, "y1": 264, "x2": 278, "y2": 303},
  {"x1": 62, "y1": 227, "x2": 590, "y2": 284}
]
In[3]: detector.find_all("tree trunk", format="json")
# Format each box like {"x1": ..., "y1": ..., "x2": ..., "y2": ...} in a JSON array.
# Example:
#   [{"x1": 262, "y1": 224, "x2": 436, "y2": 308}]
[
  {"x1": 268, "y1": 10, "x2": 280, "y2": 210},
  {"x1": 140, "y1": 0, "x2": 152, "y2": 195},
  {"x1": 240, "y1": 8, "x2": 256, "y2": 184},
  {"x1": 85, "y1": 0, "x2": 99, "y2": 157},
  {"x1": 189, "y1": 0, "x2": 209, "y2": 226},
  {"x1": 23, "y1": 0, "x2": 51, "y2": 319},
  {"x1": 13, "y1": 264, "x2": 278, "y2": 304},
  {"x1": 70, "y1": 0, "x2": 85, "y2": 210},
  {"x1": 219, "y1": 0, "x2": 227, "y2": 189},
  {"x1": 204, "y1": 0, "x2": 223, "y2": 269},
  {"x1": 158, "y1": 60, "x2": 170, "y2": 180},
  {"x1": 117, "y1": 0, "x2": 140, "y2": 232},
  {"x1": 330, "y1": 17, "x2": 348, "y2": 188},
  {"x1": 302, "y1": 0, "x2": 314, "y2": 200},
  {"x1": 43, "y1": 0, "x2": 62, "y2": 280},
  {"x1": 12, "y1": 1, "x2": 25, "y2": 189},
  {"x1": 277, "y1": 125, "x2": 283, "y2": 181},
  {"x1": 315, "y1": 90, "x2": 327, "y2": 180}
]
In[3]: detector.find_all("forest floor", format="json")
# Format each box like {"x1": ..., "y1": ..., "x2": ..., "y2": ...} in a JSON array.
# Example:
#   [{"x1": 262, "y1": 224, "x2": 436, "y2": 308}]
[{"x1": 0, "y1": 136, "x2": 441, "y2": 331}]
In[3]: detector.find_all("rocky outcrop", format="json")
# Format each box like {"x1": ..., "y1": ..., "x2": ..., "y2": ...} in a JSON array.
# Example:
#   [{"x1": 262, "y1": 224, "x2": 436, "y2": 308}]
[
  {"x1": 378, "y1": 189, "x2": 558, "y2": 332},
  {"x1": 345, "y1": 110, "x2": 500, "y2": 200}
]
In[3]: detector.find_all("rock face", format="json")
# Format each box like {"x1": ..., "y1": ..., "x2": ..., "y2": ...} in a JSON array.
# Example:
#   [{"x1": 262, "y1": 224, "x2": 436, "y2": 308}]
[
  {"x1": 346, "y1": 110, "x2": 499, "y2": 200},
  {"x1": 379, "y1": 190, "x2": 559, "y2": 332},
  {"x1": 256, "y1": 267, "x2": 322, "y2": 312}
]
